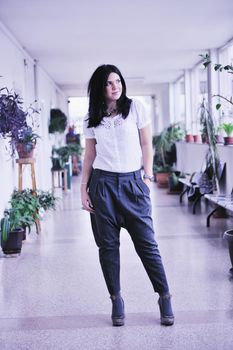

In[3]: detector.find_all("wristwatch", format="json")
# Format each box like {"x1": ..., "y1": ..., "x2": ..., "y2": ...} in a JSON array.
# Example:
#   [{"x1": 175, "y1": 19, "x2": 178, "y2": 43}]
[{"x1": 143, "y1": 173, "x2": 155, "y2": 182}]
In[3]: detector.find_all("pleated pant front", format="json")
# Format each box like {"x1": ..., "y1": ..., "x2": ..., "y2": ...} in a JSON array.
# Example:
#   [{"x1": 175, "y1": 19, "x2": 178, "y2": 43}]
[{"x1": 89, "y1": 168, "x2": 170, "y2": 296}]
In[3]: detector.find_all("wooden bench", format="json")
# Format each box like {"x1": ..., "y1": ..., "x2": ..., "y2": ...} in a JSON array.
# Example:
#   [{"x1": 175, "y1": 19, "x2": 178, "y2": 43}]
[
  {"x1": 204, "y1": 193, "x2": 233, "y2": 227},
  {"x1": 178, "y1": 176, "x2": 208, "y2": 214}
]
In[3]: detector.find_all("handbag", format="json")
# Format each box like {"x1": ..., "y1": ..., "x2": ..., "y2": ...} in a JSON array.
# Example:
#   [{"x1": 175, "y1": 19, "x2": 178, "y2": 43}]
[{"x1": 190, "y1": 170, "x2": 213, "y2": 195}]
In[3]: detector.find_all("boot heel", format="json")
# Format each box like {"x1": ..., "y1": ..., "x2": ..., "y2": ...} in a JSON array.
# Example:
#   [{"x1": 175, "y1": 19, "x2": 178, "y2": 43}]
[
  {"x1": 110, "y1": 295, "x2": 125, "y2": 327},
  {"x1": 158, "y1": 293, "x2": 174, "y2": 326}
]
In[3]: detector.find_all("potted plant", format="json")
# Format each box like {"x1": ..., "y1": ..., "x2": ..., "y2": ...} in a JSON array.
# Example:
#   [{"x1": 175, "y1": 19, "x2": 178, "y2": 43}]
[
  {"x1": 198, "y1": 99, "x2": 221, "y2": 192},
  {"x1": 223, "y1": 229, "x2": 233, "y2": 277},
  {"x1": 185, "y1": 131, "x2": 194, "y2": 143},
  {"x1": 0, "y1": 206, "x2": 33, "y2": 255},
  {"x1": 49, "y1": 108, "x2": 68, "y2": 134},
  {"x1": 215, "y1": 124, "x2": 224, "y2": 144},
  {"x1": 37, "y1": 190, "x2": 57, "y2": 211},
  {"x1": 201, "y1": 53, "x2": 233, "y2": 144},
  {"x1": 11, "y1": 188, "x2": 57, "y2": 215},
  {"x1": 193, "y1": 134, "x2": 202, "y2": 143},
  {"x1": 0, "y1": 87, "x2": 40, "y2": 157},
  {"x1": 220, "y1": 123, "x2": 233, "y2": 145},
  {"x1": 167, "y1": 171, "x2": 184, "y2": 194},
  {"x1": 66, "y1": 125, "x2": 80, "y2": 144},
  {"x1": 15, "y1": 125, "x2": 40, "y2": 158},
  {"x1": 153, "y1": 123, "x2": 184, "y2": 187},
  {"x1": 201, "y1": 53, "x2": 233, "y2": 111}
]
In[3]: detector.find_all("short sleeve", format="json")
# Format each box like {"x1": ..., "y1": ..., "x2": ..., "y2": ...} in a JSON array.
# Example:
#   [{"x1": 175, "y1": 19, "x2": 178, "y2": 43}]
[
  {"x1": 133, "y1": 99, "x2": 151, "y2": 129},
  {"x1": 83, "y1": 114, "x2": 95, "y2": 139}
]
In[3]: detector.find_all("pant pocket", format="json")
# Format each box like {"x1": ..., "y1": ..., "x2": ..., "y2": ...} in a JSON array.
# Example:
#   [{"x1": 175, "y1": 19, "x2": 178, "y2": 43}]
[{"x1": 135, "y1": 179, "x2": 150, "y2": 196}]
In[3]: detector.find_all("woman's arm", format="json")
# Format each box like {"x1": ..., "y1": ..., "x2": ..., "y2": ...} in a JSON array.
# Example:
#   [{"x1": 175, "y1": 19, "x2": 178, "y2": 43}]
[
  {"x1": 81, "y1": 138, "x2": 96, "y2": 212},
  {"x1": 139, "y1": 124, "x2": 153, "y2": 186}
]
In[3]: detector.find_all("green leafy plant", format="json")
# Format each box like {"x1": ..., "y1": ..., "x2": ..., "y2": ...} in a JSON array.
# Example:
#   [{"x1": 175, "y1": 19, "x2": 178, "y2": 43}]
[
  {"x1": 49, "y1": 108, "x2": 67, "y2": 133},
  {"x1": 220, "y1": 123, "x2": 233, "y2": 137},
  {"x1": 17, "y1": 125, "x2": 40, "y2": 146},
  {"x1": 200, "y1": 53, "x2": 233, "y2": 110},
  {"x1": 10, "y1": 189, "x2": 41, "y2": 227},
  {"x1": 153, "y1": 123, "x2": 184, "y2": 173},
  {"x1": 7, "y1": 189, "x2": 57, "y2": 235},
  {"x1": 37, "y1": 190, "x2": 57, "y2": 211},
  {"x1": 0, "y1": 207, "x2": 33, "y2": 242},
  {"x1": 198, "y1": 99, "x2": 221, "y2": 190},
  {"x1": 0, "y1": 87, "x2": 40, "y2": 156},
  {"x1": 52, "y1": 144, "x2": 82, "y2": 168}
]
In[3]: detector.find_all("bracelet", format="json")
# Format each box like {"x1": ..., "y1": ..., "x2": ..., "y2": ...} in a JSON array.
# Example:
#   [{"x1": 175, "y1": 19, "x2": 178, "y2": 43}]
[
  {"x1": 81, "y1": 182, "x2": 87, "y2": 185},
  {"x1": 143, "y1": 173, "x2": 154, "y2": 182}
]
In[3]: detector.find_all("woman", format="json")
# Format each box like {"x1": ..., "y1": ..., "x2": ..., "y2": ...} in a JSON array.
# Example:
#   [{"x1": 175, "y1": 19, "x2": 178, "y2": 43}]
[{"x1": 81, "y1": 64, "x2": 174, "y2": 327}]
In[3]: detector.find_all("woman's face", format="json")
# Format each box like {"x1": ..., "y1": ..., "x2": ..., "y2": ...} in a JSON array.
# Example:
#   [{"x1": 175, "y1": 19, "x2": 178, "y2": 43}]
[{"x1": 104, "y1": 72, "x2": 122, "y2": 103}]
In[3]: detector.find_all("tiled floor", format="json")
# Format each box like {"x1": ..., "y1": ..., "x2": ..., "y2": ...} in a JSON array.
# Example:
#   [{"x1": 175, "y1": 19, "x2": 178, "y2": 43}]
[{"x1": 0, "y1": 176, "x2": 233, "y2": 350}]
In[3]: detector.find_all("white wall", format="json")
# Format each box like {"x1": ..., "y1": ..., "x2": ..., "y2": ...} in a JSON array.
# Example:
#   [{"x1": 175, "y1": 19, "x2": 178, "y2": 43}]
[{"x1": 0, "y1": 23, "x2": 68, "y2": 215}]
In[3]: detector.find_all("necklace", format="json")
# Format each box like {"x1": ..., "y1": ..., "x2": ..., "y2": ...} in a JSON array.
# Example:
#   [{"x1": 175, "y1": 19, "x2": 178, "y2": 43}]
[{"x1": 105, "y1": 107, "x2": 118, "y2": 117}]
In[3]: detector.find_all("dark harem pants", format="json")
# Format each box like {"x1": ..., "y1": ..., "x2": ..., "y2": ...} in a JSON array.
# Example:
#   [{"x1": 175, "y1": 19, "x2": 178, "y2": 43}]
[{"x1": 89, "y1": 169, "x2": 170, "y2": 296}]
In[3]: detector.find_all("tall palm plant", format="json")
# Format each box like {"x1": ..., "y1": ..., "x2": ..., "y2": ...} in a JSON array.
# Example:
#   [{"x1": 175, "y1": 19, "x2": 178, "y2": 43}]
[{"x1": 199, "y1": 99, "x2": 220, "y2": 191}]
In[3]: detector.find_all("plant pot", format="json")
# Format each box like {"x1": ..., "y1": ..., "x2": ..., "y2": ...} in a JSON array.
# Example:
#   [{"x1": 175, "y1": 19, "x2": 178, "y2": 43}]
[
  {"x1": 201, "y1": 134, "x2": 209, "y2": 144},
  {"x1": 185, "y1": 134, "x2": 194, "y2": 143},
  {"x1": 1, "y1": 228, "x2": 24, "y2": 255},
  {"x1": 223, "y1": 229, "x2": 233, "y2": 275},
  {"x1": 223, "y1": 136, "x2": 233, "y2": 146},
  {"x1": 16, "y1": 143, "x2": 35, "y2": 158},
  {"x1": 51, "y1": 157, "x2": 64, "y2": 171},
  {"x1": 156, "y1": 172, "x2": 169, "y2": 188},
  {"x1": 193, "y1": 135, "x2": 202, "y2": 143}
]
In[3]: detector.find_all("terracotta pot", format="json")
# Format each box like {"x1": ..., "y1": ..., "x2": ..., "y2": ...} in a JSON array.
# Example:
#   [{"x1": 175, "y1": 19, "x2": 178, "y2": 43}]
[
  {"x1": 223, "y1": 136, "x2": 233, "y2": 146},
  {"x1": 201, "y1": 135, "x2": 208, "y2": 144},
  {"x1": 16, "y1": 143, "x2": 35, "y2": 158},
  {"x1": 156, "y1": 172, "x2": 169, "y2": 188},
  {"x1": 185, "y1": 134, "x2": 194, "y2": 143},
  {"x1": 193, "y1": 135, "x2": 202, "y2": 143}
]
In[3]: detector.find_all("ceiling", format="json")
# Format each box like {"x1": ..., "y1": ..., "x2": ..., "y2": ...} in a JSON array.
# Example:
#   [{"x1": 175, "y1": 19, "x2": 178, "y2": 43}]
[{"x1": 0, "y1": 0, "x2": 233, "y2": 96}]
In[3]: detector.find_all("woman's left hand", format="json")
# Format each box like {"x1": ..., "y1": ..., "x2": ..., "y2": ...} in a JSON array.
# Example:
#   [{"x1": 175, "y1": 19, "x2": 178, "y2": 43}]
[
  {"x1": 81, "y1": 186, "x2": 95, "y2": 213},
  {"x1": 143, "y1": 178, "x2": 151, "y2": 189}
]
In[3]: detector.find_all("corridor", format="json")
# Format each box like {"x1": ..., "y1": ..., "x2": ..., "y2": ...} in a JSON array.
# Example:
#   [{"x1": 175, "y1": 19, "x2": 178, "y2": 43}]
[{"x1": 0, "y1": 176, "x2": 233, "y2": 350}]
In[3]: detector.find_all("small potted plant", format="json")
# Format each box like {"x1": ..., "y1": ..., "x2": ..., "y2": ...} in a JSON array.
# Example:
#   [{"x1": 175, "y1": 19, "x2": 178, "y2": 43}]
[
  {"x1": 49, "y1": 108, "x2": 68, "y2": 134},
  {"x1": 153, "y1": 123, "x2": 184, "y2": 187},
  {"x1": 37, "y1": 190, "x2": 57, "y2": 212},
  {"x1": 220, "y1": 123, "x2": 233, "y2": 145},
  {"x1": 0, "y1": 207, "x2": 33, "y2": 255},
  {"x1": 10, "y1": 189, "x2": 57, "y2": 239},
  {"x1": 185, "y1": 131, "x2": 194, "y2": 143},
  {"x1": 15, "y1": 125, "x2": 40, "y2": 158},
  {"x1": 0, "y1": 87, "x2": 39, "y2": 157}
]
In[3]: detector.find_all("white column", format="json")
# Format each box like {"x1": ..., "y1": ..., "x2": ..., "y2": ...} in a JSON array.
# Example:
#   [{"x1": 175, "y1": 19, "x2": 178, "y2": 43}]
[
  {"x1": 184, "y1": 69, "x2": 192, "y2": 132},
  {"x1": 207, "y1": 49, "x2": 220, "y2": 122},
  {"x1": 169, "y1": 83, "x2": 175, "y2": 123}
]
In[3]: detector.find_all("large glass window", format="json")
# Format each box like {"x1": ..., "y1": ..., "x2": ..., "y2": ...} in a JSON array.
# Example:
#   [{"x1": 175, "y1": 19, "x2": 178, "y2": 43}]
[
  {"x1": 219, "y1": 44, "x2": 233, "y2": 121},
  {"x1": 68, "y1": 97, "x2": 88, "y2": 147}
]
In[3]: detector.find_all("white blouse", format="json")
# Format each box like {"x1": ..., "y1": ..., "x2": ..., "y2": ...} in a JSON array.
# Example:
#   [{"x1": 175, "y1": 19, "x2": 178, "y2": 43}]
[{"x1": 83, "y1": 99, "x2": 150, "y2": 172}]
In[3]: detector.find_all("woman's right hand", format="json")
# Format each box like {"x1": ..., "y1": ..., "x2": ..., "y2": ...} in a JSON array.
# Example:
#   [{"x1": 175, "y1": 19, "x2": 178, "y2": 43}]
[{"x1": 81, "y1": 186, "x2": 95, "y2": 213}]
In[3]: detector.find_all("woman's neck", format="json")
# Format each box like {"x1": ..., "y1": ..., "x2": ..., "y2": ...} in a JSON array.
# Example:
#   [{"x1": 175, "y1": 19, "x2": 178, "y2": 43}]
[
  {"x1": 105, "y1": 102, "x2": 118, "y2": 117},
  {"x1": 106, "y1": 102, "x2": 117, "y2": 110}
]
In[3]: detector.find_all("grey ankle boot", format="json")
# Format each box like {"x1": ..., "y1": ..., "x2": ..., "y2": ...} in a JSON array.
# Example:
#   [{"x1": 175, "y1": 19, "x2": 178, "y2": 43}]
[
  {"x1": 110, "y1": 294, "x2": 125, "y2": 326},
  {"x1": 158, "y1": 293, "x2": 174, "y2": 326}
]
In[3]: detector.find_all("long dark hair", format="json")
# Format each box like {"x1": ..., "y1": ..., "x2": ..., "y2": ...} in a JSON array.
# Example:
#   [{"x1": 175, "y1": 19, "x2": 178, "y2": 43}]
[{"x1": 87, "y1": 64, "x2": 132, "y2": 127}]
